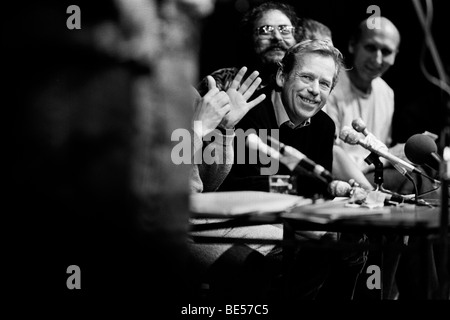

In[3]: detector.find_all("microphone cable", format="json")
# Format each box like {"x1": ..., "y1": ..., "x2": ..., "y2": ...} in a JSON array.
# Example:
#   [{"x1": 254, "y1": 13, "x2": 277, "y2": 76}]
[
  {"x1": 408, "y1": 172, "x2": 448, "y2": 207},
  {"x1": 403, "y1": 172, "x2": 423, "y2": 206},
  {"x1": 413, "y1": 167, "x2": 450, "y2": 200},
  {"x1": 377, "y1": 173, "x2": 436, "y2": 207},
  {"x1": 417, "y1": 169, "x2": 441, "y2": 186}
]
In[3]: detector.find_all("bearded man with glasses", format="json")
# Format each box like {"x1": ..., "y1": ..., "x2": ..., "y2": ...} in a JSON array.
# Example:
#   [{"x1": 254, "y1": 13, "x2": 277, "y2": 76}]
[{"x1": 198, "y1": 1, "x2": 301, "y2": 95}]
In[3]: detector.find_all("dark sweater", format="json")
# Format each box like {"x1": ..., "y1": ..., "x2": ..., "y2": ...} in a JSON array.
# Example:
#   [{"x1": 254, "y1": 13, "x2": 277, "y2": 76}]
[{"x1": 219, "y1": 85, "x2": 336, "y2": 197}]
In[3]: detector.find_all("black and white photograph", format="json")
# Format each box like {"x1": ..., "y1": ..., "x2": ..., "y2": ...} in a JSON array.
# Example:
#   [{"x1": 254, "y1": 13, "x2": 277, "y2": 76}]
[{"x1": 6, "y1": 0, "x2": 449, "y2": 315}]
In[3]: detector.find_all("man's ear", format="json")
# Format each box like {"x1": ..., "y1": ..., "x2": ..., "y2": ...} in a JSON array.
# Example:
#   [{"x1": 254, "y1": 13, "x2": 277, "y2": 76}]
[{"x1": 275, "y1": 68, "x2": 285, "y2": 88}]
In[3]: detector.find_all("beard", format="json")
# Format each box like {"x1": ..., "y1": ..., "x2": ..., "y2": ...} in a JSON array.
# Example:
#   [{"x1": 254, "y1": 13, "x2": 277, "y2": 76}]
[
  {"x1": 260, "y1": 52, "x2": 285, "y2": 65},
  {"x1": 260, "y1": 44, "x2": 289, "y2": 64}
]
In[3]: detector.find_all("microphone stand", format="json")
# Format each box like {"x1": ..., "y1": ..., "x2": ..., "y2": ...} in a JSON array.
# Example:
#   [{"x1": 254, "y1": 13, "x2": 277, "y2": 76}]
[
  {"x1": 365, "y1": 152, "x2": 429, "y2": 206},
  {"x1": 403, "y1": 172, "x2": 429, "y2": 207},
  {"x1": 364, "y1": 152, "x2": 403, "y2": 197},
  {"x1": 365, "y1": 152, "x2": 384, "y2": 191}
]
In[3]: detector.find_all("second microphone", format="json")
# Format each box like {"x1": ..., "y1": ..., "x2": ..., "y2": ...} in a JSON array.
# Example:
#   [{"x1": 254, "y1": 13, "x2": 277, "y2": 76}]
[{"x1": 246, "y1": 133, "x2": 333, "y2": 184}]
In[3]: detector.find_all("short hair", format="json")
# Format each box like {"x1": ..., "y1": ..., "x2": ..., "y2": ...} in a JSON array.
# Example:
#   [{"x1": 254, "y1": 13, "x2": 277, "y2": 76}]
[
  {"x1": 241, "y1": 1, "x2": 302, "y2": 42},
  {"x1": 301, "y1": 18, "x2": 332, "y2": 41},
  {"x1": 278, "y1": 39, "x2": 344, "y2": 91}
]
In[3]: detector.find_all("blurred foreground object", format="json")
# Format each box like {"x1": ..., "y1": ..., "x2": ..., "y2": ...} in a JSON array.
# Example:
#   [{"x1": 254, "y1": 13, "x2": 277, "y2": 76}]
[{"x1": 7, "y1": 0, "x2": 213, "y2": 302}]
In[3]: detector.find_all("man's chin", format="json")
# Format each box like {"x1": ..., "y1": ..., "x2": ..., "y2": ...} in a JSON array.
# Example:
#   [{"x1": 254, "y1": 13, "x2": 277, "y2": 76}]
[{"x1": 362, "y1": 68, "x2": 384, "y2": 81}]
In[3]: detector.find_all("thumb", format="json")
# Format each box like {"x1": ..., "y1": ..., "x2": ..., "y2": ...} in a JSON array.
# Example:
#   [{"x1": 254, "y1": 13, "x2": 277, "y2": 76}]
[{"x1": 207, "y1": 75, "x2": 216, "y2": 90}]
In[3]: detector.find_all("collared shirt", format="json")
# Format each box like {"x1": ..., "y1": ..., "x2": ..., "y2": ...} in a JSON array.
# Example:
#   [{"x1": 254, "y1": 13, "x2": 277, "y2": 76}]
[
  {"x1": 218, "y1": 83, "x2": 335, "y2": 197},
  {"x1": 271, "y1": 90, "x2": 311, "y2": 129}
]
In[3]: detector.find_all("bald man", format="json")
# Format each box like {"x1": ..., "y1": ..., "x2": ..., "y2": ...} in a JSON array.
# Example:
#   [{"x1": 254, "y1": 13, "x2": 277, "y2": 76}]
[
  {"x1": 324, "y1": 17, "x2": 409, "y2": 194},
  {"x1": 323, "y1": 18, "x2": 402, "y2": 300},
  {"x1": 324, "y1": 17, "x2": 441, "y2": 300}
]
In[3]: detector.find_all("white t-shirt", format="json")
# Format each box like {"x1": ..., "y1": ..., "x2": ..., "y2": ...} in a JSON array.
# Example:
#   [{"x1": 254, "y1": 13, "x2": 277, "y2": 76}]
[{"x1": 324, "y1": 71, "x2": 394, "y2": 172}]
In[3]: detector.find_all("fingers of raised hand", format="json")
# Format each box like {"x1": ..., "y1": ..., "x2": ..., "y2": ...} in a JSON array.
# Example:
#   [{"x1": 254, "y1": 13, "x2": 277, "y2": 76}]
[
  {"x1": 247, "y1": 93, "x2": 266, "y2": 110},
  {"x1": 229, "y1": 66, "x2": 248, "y2": 90},
  {"x1": 206, "y1": 75, "x2": 217, "y2": 90},
  {"x1": 242, "y1": 76, "x2": 262, "y2": 100},
  {"x1": 203, "y1": 81, "x2": 222, "y2": 104},
  {"x1": 239, "y1": 70, "x2": 260, "y2": 92}
]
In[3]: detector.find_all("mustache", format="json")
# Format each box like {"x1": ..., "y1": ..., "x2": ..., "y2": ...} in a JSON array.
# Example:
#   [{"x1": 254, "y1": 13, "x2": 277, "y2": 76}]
[{"x1": 263, "y1": 43, "x2": 290, "y2": 53}]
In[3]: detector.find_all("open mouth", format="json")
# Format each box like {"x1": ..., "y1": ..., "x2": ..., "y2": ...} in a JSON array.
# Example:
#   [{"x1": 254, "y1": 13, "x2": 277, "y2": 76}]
[{"x1": 300, "y1": 96, "x2": 319, "y2": 105}]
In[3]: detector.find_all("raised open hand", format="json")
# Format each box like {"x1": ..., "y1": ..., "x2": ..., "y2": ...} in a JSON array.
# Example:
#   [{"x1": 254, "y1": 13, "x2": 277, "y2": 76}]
[
  {"x1": 192, "y1": 76, "x2": 231, "y2": 137},
  {"x1": 219, "y1": 66, "x2": 266, "y2": 129}
]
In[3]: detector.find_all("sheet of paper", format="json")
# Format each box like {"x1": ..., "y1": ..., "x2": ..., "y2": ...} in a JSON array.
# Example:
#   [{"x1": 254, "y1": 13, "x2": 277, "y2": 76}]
[{"x1": 190, "y1": 191, "x2": 312, "y2": 217}]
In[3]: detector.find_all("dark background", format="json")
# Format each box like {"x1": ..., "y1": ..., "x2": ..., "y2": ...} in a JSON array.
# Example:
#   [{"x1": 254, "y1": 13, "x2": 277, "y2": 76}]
[
  {"x1": 199, "y1": 0, "x2": 450, "y2": 146},
  {"x1": 3, "y1": 0, "x2": 448, "y2": 308}
]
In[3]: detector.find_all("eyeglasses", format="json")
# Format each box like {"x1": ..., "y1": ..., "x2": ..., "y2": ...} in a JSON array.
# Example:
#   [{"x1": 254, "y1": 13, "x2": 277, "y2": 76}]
[{"x1": 256, "y1": 25, "x2": 295, "y2": 38}]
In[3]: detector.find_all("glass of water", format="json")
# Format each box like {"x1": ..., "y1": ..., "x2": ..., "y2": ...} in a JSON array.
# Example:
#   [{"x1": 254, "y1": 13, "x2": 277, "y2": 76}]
[{"x1": 269, "y1": 175, "x2": 296, "y2": 194}]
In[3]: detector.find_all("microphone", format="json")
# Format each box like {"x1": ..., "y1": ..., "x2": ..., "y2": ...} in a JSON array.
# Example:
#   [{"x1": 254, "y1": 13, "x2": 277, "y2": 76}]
[
  {"x1": 328, "y1": 180, "x2": 418, "y2": 204},
  {"x1": 327, "y1": 180, "x2": 351, "y2": 197},
  {"x1": 247, "y1": 134, "x2": 381, "y2": 201},
  {"x1": 267, "y1": 135, "x2": 333, "y2": 184},
  {"x1": 246, "y1": 133, "x2": 281, "y2": 161},
  {"x1": 352, "y1": 118, "x2": 370, "y2": 136},
  {"x1": 339, "y1": 126, "x2": 423, "y2": 175},
  {"x1": 351, "y1": 119, "x2": 410, "y2": 176},
  {"x1": 405, "y1": 133, "x2": 442, "y2": 171},
  {"x1": 327, "y1": 180, "x2": 367, "y2": 200},
  {"x1": 246, "y1": 133, "x2": 333, "y2": 184}
]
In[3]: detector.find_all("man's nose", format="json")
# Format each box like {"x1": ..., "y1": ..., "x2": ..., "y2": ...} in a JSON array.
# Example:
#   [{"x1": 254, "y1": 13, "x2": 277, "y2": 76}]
[
  {"x1": 271, "y1": 28, "x2": 284, "y2": 41},
  {"x1": 308, "y1": 80, "x2": 320, "y2": 95},
  {"x1": 373, "y1": 49, "x2": 383, "y2": 65}
]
